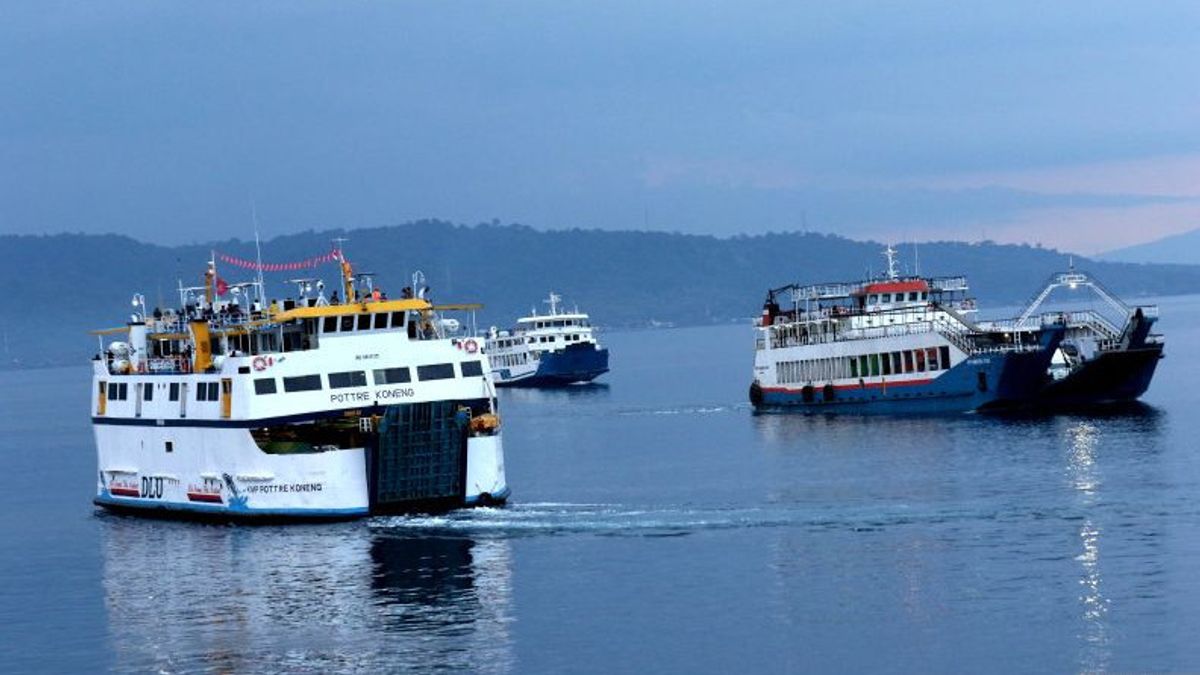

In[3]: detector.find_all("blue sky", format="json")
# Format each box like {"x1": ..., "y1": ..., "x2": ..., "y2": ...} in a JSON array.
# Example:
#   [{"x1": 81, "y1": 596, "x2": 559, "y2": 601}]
[{"x1": 2, "y1": 1, "x2": 1198, "y2": 253}]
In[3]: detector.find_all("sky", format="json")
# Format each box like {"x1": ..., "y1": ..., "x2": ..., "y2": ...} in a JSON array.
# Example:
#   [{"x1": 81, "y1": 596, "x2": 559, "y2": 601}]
[{"x1": 2, "y1": 1, "x2": 1198, "y2": 254}]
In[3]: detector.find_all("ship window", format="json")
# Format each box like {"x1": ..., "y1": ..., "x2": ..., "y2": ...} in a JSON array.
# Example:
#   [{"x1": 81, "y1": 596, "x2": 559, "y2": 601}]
[
  {"x1": 869, "y1": 354, "x2": 880, "y2": 376},
  {"x1": 460, "y1": 361, "x2": 484, "y2": 377},
  {"x1": 329, "y1": 370, "x2": 367, "y2": 389},
  {"x1": 881, "y1": 354, "x2": 892, "y2": 375},
  {"x1": 165, "y1": 441, "x2": 173, "y2": 453},
  {"x1": 340, "y1": 315, "x2": 355, "y2": 332},
  {"x1": 915, "y1": 349, "x2": 926, "y2": 372},
  {"x1": 903, "y1": 351, "x2": 914, "y2": 373},
  {"x1": 927, "y1": 347, "x2": 940, "y2": 371},
  {"x1": 892, "y1": 352, "x2": 902, "y2": 374},
  {"x1": 869, "y1": 294, "x2": 879, "y2": 304},
  {"x1": 283, "y1": 375, "x2": 323, "y2": 392},
  {"x1": 357, "y1": 314, "x2": 371, "y2": 331},
  {"x1": 849, "y1": 357, "x2": 859, "y2": 378},
  {"x1": 881, "y1": 293, "x2": 891, "y2": 303},
  {"x1": 921, "y1": 292, "x2": 928, "y2": 300},
  {"x1": 417, "y1": 363, "x2": 456, "y2": 381},
  {"x1": 388, "y1": 311, "x2": 404, "y2": 328},
  {"x1": 373, "y1": 313, "x2": 388, "y2": 329},
  {"x1": 909, "y1": 292, "x2": 918, "y2": 301},
  {"x1": 251, "y1": 414, "x2": 375, "y2": 455},
  {"x1": 254, "y1": 378, "x2": 277, "y2": 395},
  {"x1": 143, "y1": 382, "x2": 154, "y2": 401},
  {"x1": 373, "y1": 367, "x2": 412, "y2": 384},
  {"x1": 107, "y1": 383, "x2": 119, "y2": 400},
  {"x1": 940, "y1": 346, "x2": 951, "y2": 370},
  {"x1": 169, "y1": 383, "x2": 180, "y2": 401},
  {"x1": 323, "y1": 316, "x2": 338, "y2": 333},
  {"x1": 858, "y1": 355, "x2": 868, "y2": 377}
]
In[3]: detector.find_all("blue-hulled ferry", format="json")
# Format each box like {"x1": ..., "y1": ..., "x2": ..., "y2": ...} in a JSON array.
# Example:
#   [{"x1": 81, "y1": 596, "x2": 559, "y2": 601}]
[
  {"x1": 484, "y1": 293, "x2": 609, "y2": 387},
  {"x1": 980, "y1": 267, "x2": 1164, "y2": 408},
  {"x1": 749, "y1": 247, "x2": 1063, "y2": 413}
]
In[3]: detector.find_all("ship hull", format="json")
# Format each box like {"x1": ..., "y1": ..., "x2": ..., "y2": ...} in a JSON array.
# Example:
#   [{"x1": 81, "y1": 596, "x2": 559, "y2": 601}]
[
  {"x1": 752, "y1": 351, "x2": 1014, "y2": 414},
  {"x1": 92, "y1": 404, "x2": 508, "y2": 522},
  {"x1": 751, "y1": 328, "x2": 1062, "y2": 414},
  {"x1": 495, "y1": 343, "x2": 609, "y2": 387},
  {"x1": 1032, "y1": 345, "x2": 1163, "y2": 408}
]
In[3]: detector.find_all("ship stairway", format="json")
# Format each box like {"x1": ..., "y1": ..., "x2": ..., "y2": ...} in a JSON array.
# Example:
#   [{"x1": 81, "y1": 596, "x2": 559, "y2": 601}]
[
  {"x1": 368, "y1": 401, "x2": 470, "y2": 513},
  {"x1": 933, "y1": 317, "x2": 977, "y2": 356},
  {"x1": 1061, "y1": 310, "x2": 1123, "y2": 343}
]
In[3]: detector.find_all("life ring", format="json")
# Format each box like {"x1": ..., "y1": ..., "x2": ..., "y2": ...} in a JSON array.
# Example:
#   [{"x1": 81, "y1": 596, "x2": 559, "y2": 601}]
[
  {"x1": 464, "y1": 339, "x2": 479, "y2": 354},
  {"x1": 252, "y1": 356, "x2": 268, "y2": 372}
]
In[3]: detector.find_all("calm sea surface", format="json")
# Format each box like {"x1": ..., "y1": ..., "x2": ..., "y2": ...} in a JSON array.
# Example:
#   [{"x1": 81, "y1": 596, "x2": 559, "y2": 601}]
[{"x1": 3, "y1": 295, "x2": 1200, "y2": 673}]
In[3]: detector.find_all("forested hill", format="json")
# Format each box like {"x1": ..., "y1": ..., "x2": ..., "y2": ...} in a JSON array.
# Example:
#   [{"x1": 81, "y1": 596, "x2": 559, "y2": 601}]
[{"x1": 4, "y1": 220, "x2": 1200, "y2": 368}]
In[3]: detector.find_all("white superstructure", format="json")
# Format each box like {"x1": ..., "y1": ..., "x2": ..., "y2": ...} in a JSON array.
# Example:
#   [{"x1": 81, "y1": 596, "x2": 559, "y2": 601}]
[
  {"x1": 484, "y1": 292, "x2": 609, "y2": 386},
  {"x1": 92, "y1": 251, "x2": 508, "y2": 519}
]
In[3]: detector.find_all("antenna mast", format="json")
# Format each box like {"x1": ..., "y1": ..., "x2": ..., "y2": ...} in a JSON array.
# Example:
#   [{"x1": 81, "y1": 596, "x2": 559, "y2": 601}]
[
  {"x1": 252, "y1": 202, "x2": 266, "y2": 305},
  {"x1": 883, "y1": 243, "x2": 899, "y2": 280}
]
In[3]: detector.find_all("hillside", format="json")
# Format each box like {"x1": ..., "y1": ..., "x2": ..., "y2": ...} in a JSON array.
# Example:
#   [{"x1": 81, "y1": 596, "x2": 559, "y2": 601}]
[
  {"x1": 4, "y1": 221, "x2": 1200, "y2": 368},
  {"x1": 1099, "y1": 228, "x2": 1200, "y2": 265}
]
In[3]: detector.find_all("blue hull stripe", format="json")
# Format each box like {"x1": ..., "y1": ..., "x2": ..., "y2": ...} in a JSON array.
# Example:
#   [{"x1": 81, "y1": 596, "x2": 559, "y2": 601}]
[
  {"x1": 94, "y1": 495, "x2": 369, "y2": 519},
  {"x1": 95, "y1": 485, "x2": 511, "y2": 520}
]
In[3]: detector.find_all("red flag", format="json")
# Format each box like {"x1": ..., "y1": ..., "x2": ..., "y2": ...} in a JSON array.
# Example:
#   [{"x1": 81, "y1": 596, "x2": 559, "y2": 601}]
[{"x1": 216, "y1": 277, "x2": 230, "y2": 296}]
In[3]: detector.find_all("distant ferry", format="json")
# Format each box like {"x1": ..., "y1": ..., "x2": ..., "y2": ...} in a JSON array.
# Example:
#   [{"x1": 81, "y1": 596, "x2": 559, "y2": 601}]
[
  {"x1": 91, "y1": 248, "x2": 508, "y2": 520},
  {"x1": 484, "y1": 293, "x2": 609, "y2": 386},
  {"x1": 750, "y1": 246, "x2": 1064, "y2": 413},
  {"x1": 980, "y1": 267, "x2": 1164, "y2": 407}
]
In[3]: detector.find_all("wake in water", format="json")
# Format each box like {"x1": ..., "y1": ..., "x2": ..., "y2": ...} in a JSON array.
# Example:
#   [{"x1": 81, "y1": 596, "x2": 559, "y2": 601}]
[
  {"x1": 615, "y1": 403, "x2": 753, "y2": 417},
  {"x1": 367, "y1": 500, "x2": 1083, "y2": 538},
  {"x1": 370, "y1": 502, "x2": 798, "y2": 538}
]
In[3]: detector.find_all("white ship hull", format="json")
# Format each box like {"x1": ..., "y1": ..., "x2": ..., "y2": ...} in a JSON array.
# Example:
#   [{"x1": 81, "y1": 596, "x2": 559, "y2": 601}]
[{"x1": 94, "y1": 425, "x2": 506, "y2": 519}]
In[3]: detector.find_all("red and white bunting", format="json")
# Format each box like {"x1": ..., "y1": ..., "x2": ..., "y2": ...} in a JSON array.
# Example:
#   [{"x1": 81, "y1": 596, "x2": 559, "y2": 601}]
[{"x1": 216, "y1": 248, "x2": 341, "y2": 272}]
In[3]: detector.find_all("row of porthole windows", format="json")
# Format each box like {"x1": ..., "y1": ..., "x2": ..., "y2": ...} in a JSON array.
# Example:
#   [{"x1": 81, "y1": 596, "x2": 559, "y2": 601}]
[
  {"x1": 321, "y1": 311, "x2": 406, "y2": 335},
  {"x1": 497, "y1": 333, "x2": 586, "y2": 348},
  {"x1": 254, "y1": 361, "x2": 486, "y2": 395},
  {"x1": 493, "y1": 352, "x2": 529, "y2": 368},
  {"x1": 777, "y1": 345, "x2": 953, "y2": 384},
  {"x1": 102, "y1": 381, "x2": 221, "y2": 403},
  {"x1": 868, "y1": 292, "x2": 928, "y2": 304},
  {"x1": 849, "y1": 346, "x2": 953, "y2": 378}
]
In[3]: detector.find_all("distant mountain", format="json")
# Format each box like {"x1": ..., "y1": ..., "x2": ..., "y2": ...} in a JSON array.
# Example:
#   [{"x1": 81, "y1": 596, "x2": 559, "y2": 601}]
[
  {"x1": 1099, "y1": 228, "x2": 1200, "y2": 265},
  {"x1": 3, "y1": 221, "x2": 1200, "y2": 369}
]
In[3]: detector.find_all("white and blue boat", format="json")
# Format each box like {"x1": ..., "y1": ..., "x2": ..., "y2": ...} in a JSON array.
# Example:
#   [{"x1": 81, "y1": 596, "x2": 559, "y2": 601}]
[
  {"x1": 750, "y1": 247, "x2": 1064, "y2": 414},
  {"x1": 485, "y1": 293, "x2": 610, "y2": 387}
]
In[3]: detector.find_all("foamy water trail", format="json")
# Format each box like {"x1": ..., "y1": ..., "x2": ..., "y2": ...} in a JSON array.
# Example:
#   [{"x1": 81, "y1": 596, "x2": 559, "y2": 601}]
[
  {"x1": 370, "y1": 502, "x2": 798, "y2": 537},
  {"x1": 367, "y1": 500, "x2": 1072, "y2": 538},
  {"x1": 616, "y1": 403, "x2": 751, "y2": 417}
]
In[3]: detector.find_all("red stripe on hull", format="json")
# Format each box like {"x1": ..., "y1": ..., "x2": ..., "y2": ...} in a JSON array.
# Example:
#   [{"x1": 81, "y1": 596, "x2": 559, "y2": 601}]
[
  {"x1": 110, "y1": 487, "x2": 140, "y2": 497},
  {"x1": 763, "y1": 377, "x2": 935, "y2": 394},
  {"x1": 187, "y1": 493, "x2": 223, "y2": 503}
]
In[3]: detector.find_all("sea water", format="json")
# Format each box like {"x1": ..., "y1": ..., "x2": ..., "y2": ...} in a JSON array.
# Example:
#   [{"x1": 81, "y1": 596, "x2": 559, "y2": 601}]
[{"x1": 3, "y1": 295, "x2": 1200, "y2": 673}]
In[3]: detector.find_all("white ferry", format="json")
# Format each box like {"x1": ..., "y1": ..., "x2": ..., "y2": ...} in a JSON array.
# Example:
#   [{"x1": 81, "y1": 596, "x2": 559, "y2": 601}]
[
  {"x1": 91, "y1": 249, "x2": 508, "y2": 520},
  {"x1": 750, "y1": 247, "x2": 1064, "y2": 413},
  {"x1": 484, "y1": 292, "x2": 609, "y2": 387}
]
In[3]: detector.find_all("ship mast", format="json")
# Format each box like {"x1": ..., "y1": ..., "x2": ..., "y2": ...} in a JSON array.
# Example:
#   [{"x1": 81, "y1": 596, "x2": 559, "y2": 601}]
[
  {"x1": 333, "y1": 237, "x2": 352, "y2": 302},
  {"x1": 883, "y1": 244, "x2": 900, "y2": 280}
]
